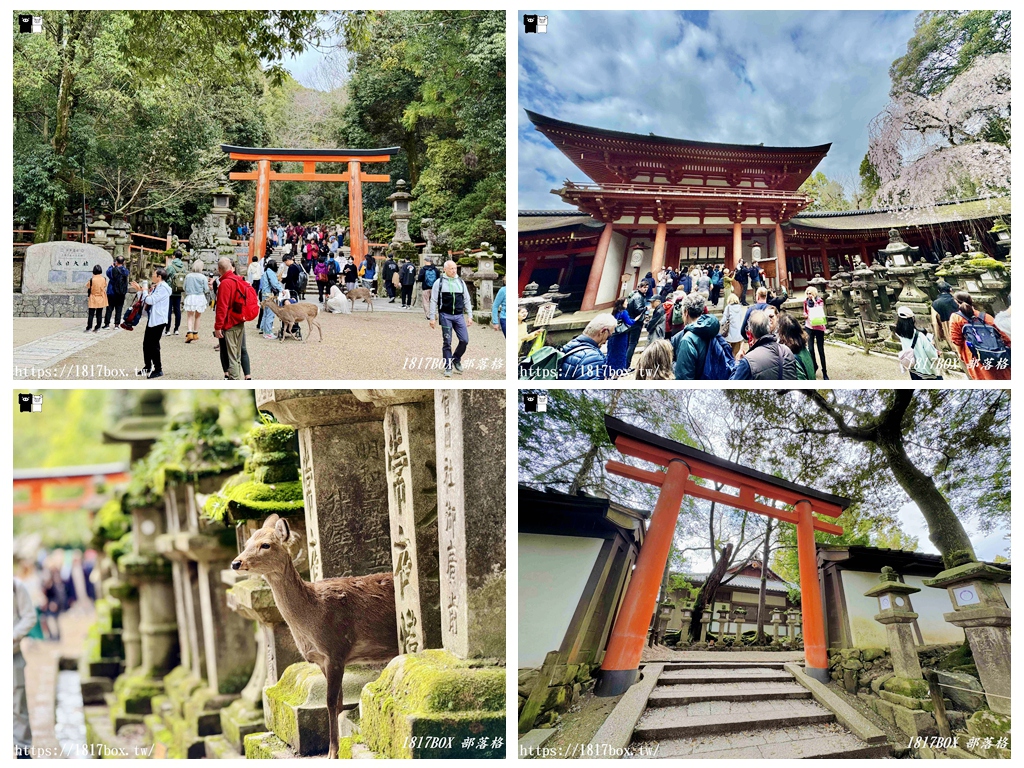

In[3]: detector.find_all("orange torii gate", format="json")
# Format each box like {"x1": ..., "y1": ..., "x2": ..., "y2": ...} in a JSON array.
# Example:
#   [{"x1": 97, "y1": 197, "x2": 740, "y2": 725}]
[
  {"x1": 13, "y1": 463, "x2": 131, "y2": 514},
  {"x1": 222, "y1": 144, "x2": 400, "y2": 264},
  {"x1": 595, "y1": 416, "x2": 848, "y2": 695}
]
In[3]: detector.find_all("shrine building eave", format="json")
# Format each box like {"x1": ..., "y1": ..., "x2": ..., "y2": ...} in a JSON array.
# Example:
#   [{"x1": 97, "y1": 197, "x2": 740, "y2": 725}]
[
  {"x1": 555, "y1": 181, "x2": 813, "y2": 225},
  {"x1": 526, "y1": 110, "x2": 830, "y2": 190}
]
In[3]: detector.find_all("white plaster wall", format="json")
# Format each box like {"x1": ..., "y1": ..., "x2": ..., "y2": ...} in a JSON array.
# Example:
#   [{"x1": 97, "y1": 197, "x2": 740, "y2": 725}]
[
  {"x1": 519, "y1": 533, "x2": 604, "y2": 668},
  {"x1": 596, "y1": 231, "x2": 628, "y2": 306},
  {"x1": 840, "y1": 570, "x2": 1012, "y2": 648}
]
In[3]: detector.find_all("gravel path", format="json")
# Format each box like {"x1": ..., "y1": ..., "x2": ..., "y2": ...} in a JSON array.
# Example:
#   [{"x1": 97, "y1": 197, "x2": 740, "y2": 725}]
[{"x1": 14, "y1": 310, "x2": 507, "y2": 381}]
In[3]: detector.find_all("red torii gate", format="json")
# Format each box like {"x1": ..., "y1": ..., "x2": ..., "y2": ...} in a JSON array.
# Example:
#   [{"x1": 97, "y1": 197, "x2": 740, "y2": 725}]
[
  {"x1": 222, "y1": 144, "x2": 400, "y2": 264},
  {"x1": 13, "y1": 463, "x2": 131, "y2": 514},
  {"x1": 595, "y1": 416, "x2": 848, "y2": 695}
]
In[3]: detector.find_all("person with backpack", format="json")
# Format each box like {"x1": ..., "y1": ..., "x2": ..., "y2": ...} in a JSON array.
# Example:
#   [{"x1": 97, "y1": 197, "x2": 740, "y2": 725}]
[
  {"x1": 558, "y1": 314, "x2": 616, "y2": 380},
  {"x1": 740, "y1": 287, "x2": 770, "y2": 342},
  {"x1": 720, "y1": 293, "x2": 746, "y2": 356},
  {"x1": 803, "y1": 286, "x2": 829, "y2": 380},
  {"x1": 314, "y1": 255, "x2": 330, "y2": 303},
  {"x1": 730, "y1": 309, "x2": 797, "y2": 380},
  {"x1": 709, "y1": 266, "x2": 723, "y2": 307},
  {"x1": 894, "y1": 306, "x2": 942, "y2": 380},
  {"x1": 399, "y1": 256, "x2": 417, "y2": 309},
  {"x1": 103, "y1": 255, "x2": 130, "y2": 328},
  {"x1": 428, "y1": 260, "x2": 474, "y2": 377},
  {"x1": 164, "y1": 251, "x2": 186, "y2": 336},
  {"x1": 734, "y1": 261, "x2": 749, "y2": 305},
  {"x1": 672, "y1": 293, "x2": 721, "y2": 380},
  {"x1": 85, "y1": 264, "x2": 108, "y2": 333},
  {"x1": 664, "y1": 290, "x2": 688, "y2": 339},
  {"x1": 418, "y1": 257, "x2": 440, "y2": 318},
  {"x1": 214, "y1": 257, "x2": 257, "y2": 380},
  {"x1": 326, "y1": 252, "x2": 341, "y2": 291},
  {"x1": 606, "y1": 297, "x2": 636, "y2": 377},
  {"x1": 949, "y1": 291, "x2": 1010, "y2": 380},
  {"x1": 623, "y1": 281, "x2": 650, "y2": 371},
  {"x1": 777, "y1": 313, "x2": 816, "y2": 380},
  {"x1": 382, "y1": 253, "x2": 399, "y2": 303},
  {"x1": 183, "y1": 260, "x2": 211, "y2": 343},
  {"x1": 130, "y1": 268, "x2": 172, "y2": 378}
]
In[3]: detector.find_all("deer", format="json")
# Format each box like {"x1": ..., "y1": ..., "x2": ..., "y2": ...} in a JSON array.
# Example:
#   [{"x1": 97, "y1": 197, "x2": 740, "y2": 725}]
[
  {"x1": 261, "y1": 298, "x2": 324, "y2": 342},
  {"x1": 343, "y1": 286, "x2": 374, "y2": 312},
  {"x1": 231, "y1": 515, "x2": 398, "y2": 759}
]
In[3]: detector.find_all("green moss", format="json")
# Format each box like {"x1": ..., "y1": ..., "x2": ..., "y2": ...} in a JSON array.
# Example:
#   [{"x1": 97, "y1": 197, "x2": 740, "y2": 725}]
[
  {"x1": 360, "y1": 650, "x2": 505, "y2": 758},
  {"x1": 468, "y1": 569, "x2": 506, "y2": 659},
  {"x1": 243, "y1": 731, "x2": 293, "y2": 759},
  {"x1": 936, "y1": 641, "x2": 975, "y2": 672},
  {"x1": 218, "y1": 668, "x2": 252, "y2": 696},
  {"x1": 883, "y1": 676, "x2": 929, "y2": 699},
  {"x1": 117, "y1": 552, "x2": 172, "y2": 580},
  {"x1": 204, "y1": 478, "x2": 304, "y2": 522},
  {"x1": 966, "y1": 257, "x2": 1008, "y2": 272},
  {"x1": 967, "y1": 710, "x2": 1011, "y2": 741},
  {"x1": 246, "y1": 423, "x2": 297, "y2": 454},
  {"x1": 263, "y1": 662, "x2": 326, "y2": 748},
  {"x1": 92, "y1": 499, "x2": 132, "y2": 547}
]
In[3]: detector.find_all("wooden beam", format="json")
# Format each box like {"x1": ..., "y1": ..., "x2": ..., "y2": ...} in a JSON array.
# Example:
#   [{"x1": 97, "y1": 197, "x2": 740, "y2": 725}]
[
  {"x1": 230, "y1": 172, "x2": 351, "y2": 183},
  {"x1": 303, "y1": 161, "x2": 316, "y2": 174},
  {"x1": 360, "y1": 173, "x2": 391, "y2": 183},
  {"x1": 227, "y1": 152, "x2": 393, "y2": 163}
]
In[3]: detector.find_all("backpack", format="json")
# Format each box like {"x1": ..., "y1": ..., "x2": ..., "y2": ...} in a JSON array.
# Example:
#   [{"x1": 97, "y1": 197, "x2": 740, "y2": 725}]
[
  {"x1": 898, "y1": 332, "x2": 920, "y2": 372},
  {"x1": 327, "y1": 260, "x2": 339, "y2": 279},
  {"x1": 423, "y1": 266, "x2": 439, "y2": 288},
  {"x1": 234, "y1": 278, "x2": 260, "y2": 322},
  {"x1": 109, "y1": 266, "x2": 128, "y2": 296},
  {"x1": 171, "y1": 266, "x2": 186, "y2": 293},
  {"x1": 957, "y1": 311, "x2": 1010, "y2": 367},
  {"x1": 671, "y1": 301, "x2": 685, "y2": 326},
  {"x1": 296, "y1": 268, "x2": 308, "y2": 293},
  {"x1": 699, "y1": 335, "x2": 737, "y2": 380},
  {"x1": 520, "y1": 346, "x2": 565, "y2": 380}
]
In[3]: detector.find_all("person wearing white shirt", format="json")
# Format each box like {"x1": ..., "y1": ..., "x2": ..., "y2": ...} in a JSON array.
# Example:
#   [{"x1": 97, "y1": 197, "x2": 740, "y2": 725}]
[
  {"x1": 14, "y1": 577, "x2": 36, "y2": 757},
  {"x1": 130, "y1": 268, "x2": 172, "y2": 379}
]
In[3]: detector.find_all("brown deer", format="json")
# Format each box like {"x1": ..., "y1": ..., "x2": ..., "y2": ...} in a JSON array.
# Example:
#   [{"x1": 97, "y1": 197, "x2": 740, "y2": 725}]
[
  {"x1": 343, "y1": 286, "x2": 374, "y2": 312},
  {"x1": 231, "y1": 515, "x2": 398, "y2": 758},
  {"x1": 261, "y1": 298, "x2": 324, "y2": 342}
]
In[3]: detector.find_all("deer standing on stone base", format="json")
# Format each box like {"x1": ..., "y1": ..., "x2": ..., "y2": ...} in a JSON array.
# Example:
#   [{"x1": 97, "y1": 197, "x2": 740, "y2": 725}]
[{"x1": 232, "y1": 514, "x2": 398, "y2": 758}]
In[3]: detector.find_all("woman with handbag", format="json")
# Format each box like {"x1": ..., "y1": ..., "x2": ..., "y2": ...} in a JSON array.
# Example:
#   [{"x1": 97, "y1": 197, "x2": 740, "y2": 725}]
[
  {"x1": 606, "y1": 297, "x2": 635, "y2": 377},
  {"x1": 803, "y1": 286, "x2": 829, "y2": 380},
  {"x1": 182, "y1": 260, "x2": 210, "y2": 343}
]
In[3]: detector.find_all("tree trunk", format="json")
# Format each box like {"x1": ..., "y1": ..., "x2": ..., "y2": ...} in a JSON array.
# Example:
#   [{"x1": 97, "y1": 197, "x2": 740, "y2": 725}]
[
  {"x1": 686, "y1": 543, "x2": 733, "y2": 642},
  {"x1": 651, "y1": 549, "x2": 673, "y2": 647},
  {"x1": 755, "y1": 520, "x2": 773, "y2": 644},
  {"x1": 876, "y1": 426, "x2": 976, "y2": 567}
]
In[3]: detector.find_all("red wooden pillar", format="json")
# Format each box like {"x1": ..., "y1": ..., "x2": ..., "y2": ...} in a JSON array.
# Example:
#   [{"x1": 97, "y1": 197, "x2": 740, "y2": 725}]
[
  {"x1": 348, "y1": 160, "x2": 364, "y2": 261},
  {"x1": 580, "y1": 223, "x2": 614, "y2": 312},
  {"x1": 518, "y1": 253, "x2": 539, "y2": 295},
  {"x1": 250, "y1": 159, "x2": 271, "y2": 265},
  {"x1": 774, "y1": 223, "x2": 788, "y2": 289},
  {"x1": 651, "y1": 221, "x2": 668, "y2": 276},
  {"x1": 795, "y1": 500, "x2": 829, "y2": 681},
  {"x1": 731, "y1": 221, "x2": 742, "y2": 270},
  {"x1": 597, "y1": 459, "x2": 690, "y2": 696},
  {"x1": 820, "y1": 247, "x2": 831, "y2": 279},
  {"x1": 860, "y1": 243, "x2": 870, "y2": 265}
]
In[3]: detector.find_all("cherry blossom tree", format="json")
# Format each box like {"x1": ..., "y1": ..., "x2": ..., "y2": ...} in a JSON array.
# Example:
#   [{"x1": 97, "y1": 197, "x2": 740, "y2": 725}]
[{"x1": 868, "y1": 52, "x2": 1009, "y2": 208}]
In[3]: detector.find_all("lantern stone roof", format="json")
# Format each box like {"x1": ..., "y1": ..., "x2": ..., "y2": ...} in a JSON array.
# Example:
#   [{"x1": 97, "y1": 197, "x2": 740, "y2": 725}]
[
  {"x1": 519, "y1": 210, "x2": 606, "y2": 234},
  {"x1": 526, "y1": 110, "x2": 830, "y2": 190},
  {"x1": 789, "y1": 196, "x2": 1010, "y2": 233}
]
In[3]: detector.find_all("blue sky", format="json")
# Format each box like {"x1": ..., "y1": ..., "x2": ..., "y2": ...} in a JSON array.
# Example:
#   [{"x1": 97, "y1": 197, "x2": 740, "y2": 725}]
[{"x1": 518, "y1": 10, "x2": 919, "y2": 210}]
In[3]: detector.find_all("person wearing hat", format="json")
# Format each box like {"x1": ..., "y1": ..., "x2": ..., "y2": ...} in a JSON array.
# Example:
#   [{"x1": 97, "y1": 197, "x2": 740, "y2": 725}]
[
  {"x1": 417, "y1": 256, "x2": 441, "y2": 318},
  {"x1": 895, "y1": 305, "x2": 942, "y2": 380}
]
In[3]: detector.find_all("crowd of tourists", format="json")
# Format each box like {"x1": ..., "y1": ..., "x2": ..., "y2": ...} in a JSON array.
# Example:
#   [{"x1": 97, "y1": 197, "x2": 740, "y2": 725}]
[{"x1": 518, "y1": 263, "x2": 1009, "y2": 381}]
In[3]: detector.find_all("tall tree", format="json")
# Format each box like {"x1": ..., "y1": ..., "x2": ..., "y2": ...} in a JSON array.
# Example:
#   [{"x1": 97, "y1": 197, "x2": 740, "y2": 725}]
[{"x1": 798, "y1": 171, "x2": 851, "y2": 212}]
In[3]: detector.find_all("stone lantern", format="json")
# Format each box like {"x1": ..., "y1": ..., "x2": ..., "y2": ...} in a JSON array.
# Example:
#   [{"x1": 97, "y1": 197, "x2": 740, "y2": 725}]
[
  {"x1": 733, "y1": 606, "x2": 747, "y2": 642},
  {"x1": 924, "y1": 561, "x2": 1010, "y2": 717},
  {"x1": 90, "y1": 215, "x2": 112, "y2": 250},
  {"x1": 769, "y1": 608, "x2": 785, "y2": 642},
  {"x1": 785, "y1": 608, "x2": 801, "y2": 641},
  {"x1": 699, "y1": 610, "x2": 713, "y2": 643},
  {"x1": 680, "y1": 603, "x2": 693, "y2": 623},
  {"x1": 864, "y1": 566, "x2": 923, "y2": 681},
  {"x1": 989, "y1": 219, "x2": 1010, "y2": 257},
  {"x1": 469, "y1": 241, "x2": 501, "y2": 315},
  {"x1": 388, "y1": 180, "x2": 413, "y2": 245},
  {"x1": 716, "y1": 607, "x2": 731, "y2": 642}
]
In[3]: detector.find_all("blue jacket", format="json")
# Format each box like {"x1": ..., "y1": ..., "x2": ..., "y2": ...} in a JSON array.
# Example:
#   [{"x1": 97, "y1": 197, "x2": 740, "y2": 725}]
[
  {"x1": 672, "y1": 313, "x2": 721, "y2": 380},
  {"x1": 259, "y1": 268, "x2": 282, "y2": 299},
  {"x1": 105, "y1": 265, "x2": 129, "y2": 296},
  {"x1": 740, "y1": 302, "x2": 769, "y2": 339},
  {"x1": 492, "y1": 286, "x2": 506, "y2": 323},
  {"x1": 558, "y1": 335, "x2": 609, "y2": 380}
]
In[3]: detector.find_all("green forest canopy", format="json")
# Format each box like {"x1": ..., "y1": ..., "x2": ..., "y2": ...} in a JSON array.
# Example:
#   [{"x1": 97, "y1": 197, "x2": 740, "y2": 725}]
[{"x1": 13, "y1": 10, "x2": 505, "y2": 254}]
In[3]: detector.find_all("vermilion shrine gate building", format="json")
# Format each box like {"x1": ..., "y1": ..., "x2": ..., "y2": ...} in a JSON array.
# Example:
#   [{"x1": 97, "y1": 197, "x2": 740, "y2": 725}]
[{"x1": 519, "y1": 111, "x2": 1010, "y2": 311}]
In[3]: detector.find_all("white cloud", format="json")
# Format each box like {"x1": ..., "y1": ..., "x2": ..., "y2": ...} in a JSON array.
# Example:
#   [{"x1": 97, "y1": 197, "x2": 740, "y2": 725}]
[{"x1": 519, "y1": 10, "x2": 919, "y2": 209}]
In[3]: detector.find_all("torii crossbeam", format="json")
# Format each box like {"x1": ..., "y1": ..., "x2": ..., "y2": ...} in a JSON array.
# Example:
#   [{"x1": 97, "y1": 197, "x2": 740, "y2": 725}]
[
  {"x1": 595, "y1": 415, "x2": 848, "y2": 695},
  {"x1": 222, "y1": 144, "x2": 400, "y2": 264}
]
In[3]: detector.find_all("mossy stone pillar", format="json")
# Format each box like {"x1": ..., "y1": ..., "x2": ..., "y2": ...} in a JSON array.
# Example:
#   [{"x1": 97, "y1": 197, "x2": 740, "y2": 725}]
[
  {"x1": 699, "y1": 611, "x2": 712, "y2": 643},
  {"x1": 925, "y1": 561, "x2": 1011, "y2": 716},
  {"x1": 733, "y1": 607, "x2": 746, "y2": 642},
  {"x1": 157, "y1": 482, "x2": 205, "y2": 681},
  {"x1": 716, "y1": 608, "x2": 730, "y2": 642},
  {"x1": 770, "y1": 608, "x2": 784, "y2": 642},
  {"x1": 107, "y1": 576, "x2": 141, "y2": 671},
  {"x1": 865, "y1": 568, "x2": 923, "y2": 681},
  {"x1": 352, "y1": 389, "x2": 442, "y2": 654},
  {"x1": 434, "y1": 389, "x2": 506, "y2": 660}
]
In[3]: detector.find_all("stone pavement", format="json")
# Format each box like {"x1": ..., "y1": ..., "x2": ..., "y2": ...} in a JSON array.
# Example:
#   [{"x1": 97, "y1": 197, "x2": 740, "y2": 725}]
[
  {"x1": 627, "y1": 658, "x2": 890, "y2": 759},
  {"x1": 20, "y1": 605, "x2": 93, "y2": 757},
  {"x1": 14, "y1": 307, "x2": 508, "y2": 380}
]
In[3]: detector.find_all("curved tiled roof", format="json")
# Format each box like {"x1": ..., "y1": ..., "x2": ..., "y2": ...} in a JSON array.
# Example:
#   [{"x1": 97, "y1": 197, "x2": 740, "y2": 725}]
[{"x1": 789, "y1": 196, "x2": 1010, "y2": 232}]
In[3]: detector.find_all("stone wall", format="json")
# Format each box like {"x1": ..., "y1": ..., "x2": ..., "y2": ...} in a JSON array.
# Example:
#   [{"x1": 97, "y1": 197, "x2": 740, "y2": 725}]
[{"x1": 15, "y1": 293, "x2": 92, "y2": 317}]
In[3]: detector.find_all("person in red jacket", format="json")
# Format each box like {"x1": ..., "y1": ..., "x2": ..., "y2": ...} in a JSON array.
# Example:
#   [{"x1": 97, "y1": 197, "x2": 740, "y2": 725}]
[{"x1": 214, "y1": 258, "x2": 251, "y2": 380}]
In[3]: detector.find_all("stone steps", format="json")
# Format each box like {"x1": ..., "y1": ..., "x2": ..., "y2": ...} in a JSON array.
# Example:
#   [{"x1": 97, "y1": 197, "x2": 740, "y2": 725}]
[
  {"x1": 629, "y1": 659, "x2": 891, "y2": 759},
  {"x1": 647, "y1": 683, "x2": 810, "y2": 707},
  {"x1": 659, "y1": 668, "x2": 794, "y2": 684},
  {"x1": 645, "y1": 722, "x2": 892, "y2": 759},
  {"x1": 633, "y1": 699, "x2": 835, "y2": 741}
]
